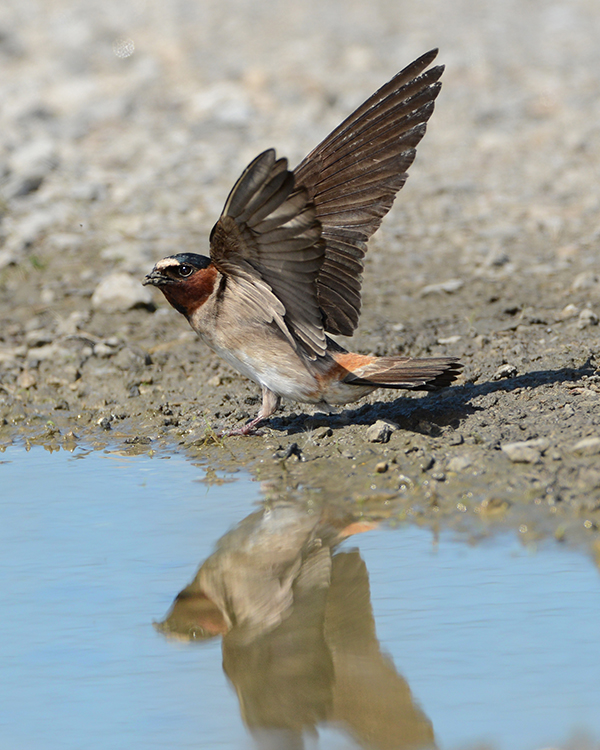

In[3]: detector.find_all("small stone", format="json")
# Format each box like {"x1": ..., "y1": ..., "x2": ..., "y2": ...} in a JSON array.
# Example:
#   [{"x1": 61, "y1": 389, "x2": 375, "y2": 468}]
[
  {"x1": 437, "y1": 335, "x2": 462, "y2": 345},
  {"x1": 417, "y1": 420, "x2": 439, "y2": 436},
  {"x1": 420, "y1": 278, "x2": 464, "y2": 296},
  {"x1": 577, "y1": 309, "x2": 598, "y2": 329},
  {"x1": 501, "y1": 438, "x2": 550, "y2": 463},
  {"x1": 366, "y1": 419, "x2": 399, "y2": 443},
  {"x1": 558, "y1": 303, "x2": 579, "y2": 320},
  {"x1": 93, "y1": 342, "x2": 117, "y2": 358},
  {"x1": 480, "y1": 497, "x2": 510, "y2": 514},
  {"x1": 284, "y1": 443, "x2": 303, "y2": 461},
  {"x1": 447, "y1": 455, "x2": 472, "y2": 472},
  {"x1": 420, "y1": 454, "x2": 435, "y2": 472},
  {"x1": 97, "y1": 416, "x2": 112, "y2": 430},
  {"x1": 25, "y1": 330, "x2": 52, "y2": 348},
  {"x1": 571, "y1": 271, "x2": 599, "y2": 291},
  {"x1": 375, "y1": 461, "x2": 388, "y2": 473},
  {"x1": 493, "y1": 364, "x2": 518, "y2": 380},
  {"x1": 91, "y1": 272, "x2": 155, "y2": 313},
  {"x1": 314, "y1": 426, "x2": 333, "y2": 439},
  {"x1": 570, "y1": 437, "x2": 600, "y2": 456},
  {"x1": 448, "y1": 433, "x2": 464, "y2": 446},
  {"x1": 17, "y1": 370, "x2": 36, "y2": 389}
]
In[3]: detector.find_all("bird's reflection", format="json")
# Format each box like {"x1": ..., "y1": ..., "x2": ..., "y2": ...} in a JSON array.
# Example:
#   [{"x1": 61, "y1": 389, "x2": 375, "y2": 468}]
[{"x1": 156, "y1": 499, "x2": 436, "y2": 750}]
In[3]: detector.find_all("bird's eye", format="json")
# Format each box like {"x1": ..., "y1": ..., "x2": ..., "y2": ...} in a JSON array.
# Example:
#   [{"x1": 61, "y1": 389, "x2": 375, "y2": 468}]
[{"x1": 178, "y1": 264, "x2": 194, "y2": 278}]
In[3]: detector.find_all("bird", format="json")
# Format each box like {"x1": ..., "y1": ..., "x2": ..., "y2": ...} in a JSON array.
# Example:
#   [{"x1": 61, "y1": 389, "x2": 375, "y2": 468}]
[{"x1": 144, "y1": 49, "x2": 462, "y2": 435}]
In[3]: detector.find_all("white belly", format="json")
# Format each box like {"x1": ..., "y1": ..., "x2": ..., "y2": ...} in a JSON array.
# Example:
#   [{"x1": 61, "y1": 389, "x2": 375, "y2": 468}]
[{"x1": 208, "y1": 341, "x2": 322, "y2": 403}]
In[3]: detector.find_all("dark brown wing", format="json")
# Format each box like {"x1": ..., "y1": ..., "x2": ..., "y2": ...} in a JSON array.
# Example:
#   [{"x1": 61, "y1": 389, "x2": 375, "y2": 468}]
[
  {"x1": 294, "y1": 49, "x2": 444, "y2": 336},
  {"x1": 210, "y1": 149, "x2": 327, "y2": 358}
]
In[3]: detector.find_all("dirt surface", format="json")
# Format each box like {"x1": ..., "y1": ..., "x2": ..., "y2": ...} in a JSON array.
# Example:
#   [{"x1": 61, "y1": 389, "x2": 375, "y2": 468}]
[{"x1": 1, "y1": 0, "x2": 600, "y2": 562}]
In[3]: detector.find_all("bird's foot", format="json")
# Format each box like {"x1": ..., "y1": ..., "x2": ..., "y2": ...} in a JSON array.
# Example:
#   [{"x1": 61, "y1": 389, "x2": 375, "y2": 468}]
[{"x1": 221, "y1": 415, "x2": 266, "y2": 437}]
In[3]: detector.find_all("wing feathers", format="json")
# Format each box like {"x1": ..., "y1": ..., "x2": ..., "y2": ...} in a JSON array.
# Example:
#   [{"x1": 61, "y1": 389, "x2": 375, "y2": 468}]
[
  {"x1": 210, "y1": 51, "x2": 443, "y2": 352},
  {"x1": 211, "y1": 151, "x2": 327, "y2": 358},
  {"x1": 294, "y1": 50, "x2": 443, "y2": 336}
]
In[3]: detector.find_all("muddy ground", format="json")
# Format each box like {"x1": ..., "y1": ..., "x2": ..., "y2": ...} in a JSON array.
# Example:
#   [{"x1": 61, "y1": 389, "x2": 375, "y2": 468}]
[{"x1": 1, "y1": 0, "x2": 600, "y2": 561}]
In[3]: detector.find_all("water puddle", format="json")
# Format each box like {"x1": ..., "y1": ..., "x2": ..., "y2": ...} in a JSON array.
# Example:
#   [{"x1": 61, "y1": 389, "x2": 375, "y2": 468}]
[{"x1": 1, "y1": 446, "x2": 599, "y2": 750}]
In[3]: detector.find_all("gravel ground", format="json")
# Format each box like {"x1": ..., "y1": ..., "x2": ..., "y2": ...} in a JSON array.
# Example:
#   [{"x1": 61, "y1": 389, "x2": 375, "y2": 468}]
[{"x1": 1, "y1": 0, "x2": 600, "y2": 567}]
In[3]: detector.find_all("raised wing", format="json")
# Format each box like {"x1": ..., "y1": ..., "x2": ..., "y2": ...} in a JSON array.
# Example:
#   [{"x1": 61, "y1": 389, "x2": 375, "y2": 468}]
[
  {"x1": 209, "y1": 149, "x2": 327, "y2": 358},
  {"x1": 294, "y1": 49, "x2": 444, "y2": 336}
]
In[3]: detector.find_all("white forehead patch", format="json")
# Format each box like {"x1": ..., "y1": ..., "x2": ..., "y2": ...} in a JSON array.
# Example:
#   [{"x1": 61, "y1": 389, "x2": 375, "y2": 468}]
[{"x1": 154, "y1": 258, "x2": 181, "y2": 272}]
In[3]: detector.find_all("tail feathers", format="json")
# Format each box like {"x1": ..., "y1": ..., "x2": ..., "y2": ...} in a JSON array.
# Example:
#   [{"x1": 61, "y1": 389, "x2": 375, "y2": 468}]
[{"x1": 342, "y1": 355, "x2": 462, "y2": 391}]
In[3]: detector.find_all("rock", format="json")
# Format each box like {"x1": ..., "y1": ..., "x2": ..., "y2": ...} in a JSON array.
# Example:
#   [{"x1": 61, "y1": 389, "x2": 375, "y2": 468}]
[
  {"x1": 366, "y1": 419, "x2": 399, "y2": 443},
  {"x1": 25, "y1": 330, "x2": 53, "y2": 348},
  {"x1": 437, "y1": 335, "x2": 462, "y2": 345},
  {"x1": 375, "y1": 461, "x2": 388, "y2": 473},
  {"x1": 419, "y1": 278, "x2": 464, "y2": 296},
  {"x1": 2, "y1": 138, "x2": 58, "y2": 199},
  {"x1": 571, "y1": 271, "x2": 599, "y2": 291},
  {"x1": 480, "y1": 497, "x2": 511, "y2": 515},
  {"x1": 577, "y1": 309, "x2": 598, "y2": 329},
  {"x1": 91, "y1": 272, "x2": 155, "y2": 313},
  {"x1": 93, "y1": 340, "x2": 122, "y2": 358},
  {"x1": 447, "y1": 455, "x2": 472, "y2": 472},
  {"x1": 557, "y1": 303, "x2": 579, "y2": 320},
  {"x1": 570, "y1": 437, "x2": 600, "y2": 456},
  {"x1": 16, "y1": 370, "x2": 36, "y2": 389},
  {"x1": 501, "y1": 438, "x2": 550, "y2": 463},
  {"x1": 493, "y1": 364, "x2": 518, "y2": 380}
]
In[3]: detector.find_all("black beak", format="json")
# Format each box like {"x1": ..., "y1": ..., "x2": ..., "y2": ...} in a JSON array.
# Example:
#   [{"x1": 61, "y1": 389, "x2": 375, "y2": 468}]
[{"x1": 143, "y1": 269, "x2": 171, "y2": 287}]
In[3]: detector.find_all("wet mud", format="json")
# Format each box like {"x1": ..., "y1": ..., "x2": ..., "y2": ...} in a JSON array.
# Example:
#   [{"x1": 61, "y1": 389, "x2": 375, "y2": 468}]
[{"x1": 1, "y1": 0, "x2": 600, "y2": 564}]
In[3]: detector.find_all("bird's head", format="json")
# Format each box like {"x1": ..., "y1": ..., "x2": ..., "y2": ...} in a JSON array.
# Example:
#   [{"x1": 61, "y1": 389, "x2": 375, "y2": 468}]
[{"x1": 143, "y1": 253, "x2": 217, "y2": 318}]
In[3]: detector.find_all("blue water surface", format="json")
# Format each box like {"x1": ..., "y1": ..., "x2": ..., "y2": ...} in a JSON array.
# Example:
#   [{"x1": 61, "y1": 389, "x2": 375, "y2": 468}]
[{"x1": 1, "y1": 446, "x2": 599, "y2": 750}]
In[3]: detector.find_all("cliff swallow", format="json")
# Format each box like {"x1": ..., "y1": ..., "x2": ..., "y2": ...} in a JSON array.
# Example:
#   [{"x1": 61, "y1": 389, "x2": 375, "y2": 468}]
[{"x1": 144, "y1": 49, "x2": 462, "y2": 434}]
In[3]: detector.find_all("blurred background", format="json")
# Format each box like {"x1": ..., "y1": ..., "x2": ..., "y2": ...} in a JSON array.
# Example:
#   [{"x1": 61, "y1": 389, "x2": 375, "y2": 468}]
[{"x1": 1, "y1": 0, "x2": 599, "y2": 280}]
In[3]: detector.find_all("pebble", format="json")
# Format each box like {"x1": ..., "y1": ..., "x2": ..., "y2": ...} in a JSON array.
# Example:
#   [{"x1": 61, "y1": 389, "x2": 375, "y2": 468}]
[
  {"x1": 437, "y1": 335, "x2": 462, "y2": 345},
  {"x1": 375, "y1": 461, "x2": 388, "y2": 473},
  {"x1": 366, "y1": 419, "x2": 399, "y2": 443},
  {"x1": 91, "y1": 272, "x2": 155, "y2": 313},
  {"x1": 93, "y1": 340, "x2": 122, "y2": 358},
  {"x1": 17, "y1": 370, "x2": 37, "y2": 389},
  {"x1": 557, "y1": 303, "x2": 579, "y2": 320},
  {"x1": 480, "y1": 497, "x2": 511, "y2": 515},
  {"x1": 419, "y1": 278, "x2": 464, "y2": 296},
  {"x1": 576, "y1": 309, "x2": 598, "y2": 329},
  {"x1": 570, "y1": 437, "x2": 600, "y2": 456},
  {"x1": 501, "y1": 438, "x2": 550, "y2": 463},
  {"x1": 25, "y1": 330, "x2": 53, "y2": 347},
  {"x1": 493, "y1": 364, "x2": 518, "y2": 380},
  {"x1": 571, "y1": 271, "x2": 599, "y2": 291},
  {"x1": 447, "y1": 455, "x2": 472, "y2": 472}
]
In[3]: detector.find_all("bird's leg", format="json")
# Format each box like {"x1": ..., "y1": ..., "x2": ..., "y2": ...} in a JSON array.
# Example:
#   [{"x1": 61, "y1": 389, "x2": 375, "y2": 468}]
[{"x1": 225, "y1": 387, "x2": 281, "y2": 436}]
